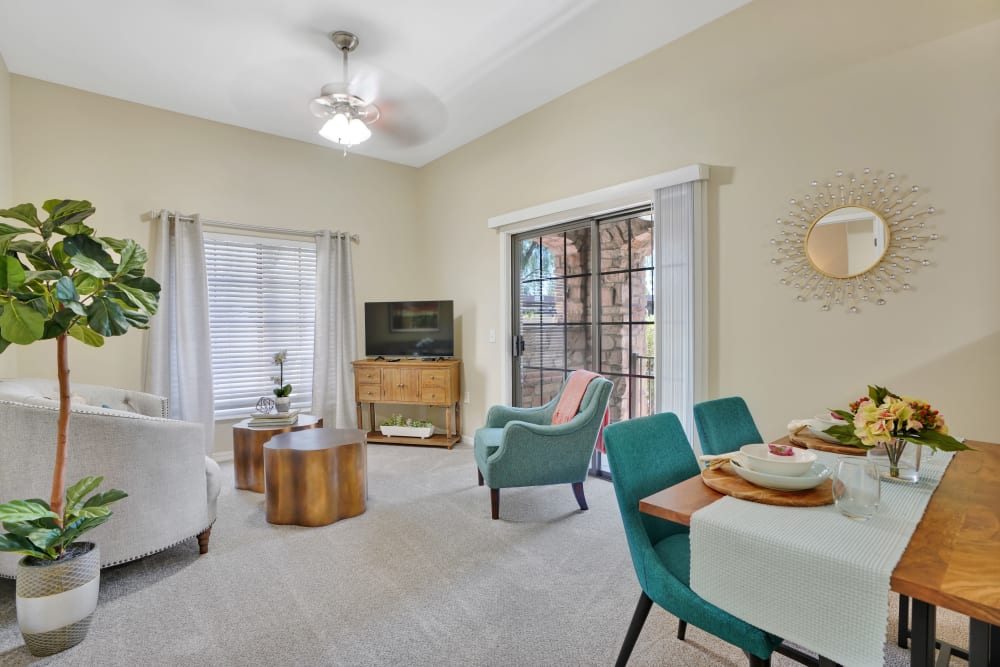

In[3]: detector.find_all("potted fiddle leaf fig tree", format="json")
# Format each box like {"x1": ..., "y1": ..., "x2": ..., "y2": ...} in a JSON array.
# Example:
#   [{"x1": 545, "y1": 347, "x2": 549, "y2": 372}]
[{"x1": 0, "y1": 199, "x2": 160, "y2": 656}]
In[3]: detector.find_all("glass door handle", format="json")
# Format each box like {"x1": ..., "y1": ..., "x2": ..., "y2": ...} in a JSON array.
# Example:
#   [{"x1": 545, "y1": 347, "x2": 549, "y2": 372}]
[{"x1": 511, "y1": 335, "x2": 526, "y2": 357}]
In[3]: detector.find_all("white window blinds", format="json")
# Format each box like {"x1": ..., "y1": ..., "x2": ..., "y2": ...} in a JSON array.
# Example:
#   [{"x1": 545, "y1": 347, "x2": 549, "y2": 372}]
[{"x1": 204, "y1": 233, "x2": 316, "y2": 419}]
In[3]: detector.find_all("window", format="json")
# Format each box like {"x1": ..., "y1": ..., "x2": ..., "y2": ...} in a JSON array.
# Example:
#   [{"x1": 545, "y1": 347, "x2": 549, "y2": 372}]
[{"x1": 204, "y1": 233, "x2": 316, "y2": 419}]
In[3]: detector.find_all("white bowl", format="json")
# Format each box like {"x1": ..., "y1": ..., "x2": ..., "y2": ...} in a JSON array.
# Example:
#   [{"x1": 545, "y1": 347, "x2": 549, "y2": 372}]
[
  {"x1": 738, "y1": 443, "x2": 817, "y2": 477},
  {"x1": 731, "y1": 461, "x2": 831, "y2": 491}
]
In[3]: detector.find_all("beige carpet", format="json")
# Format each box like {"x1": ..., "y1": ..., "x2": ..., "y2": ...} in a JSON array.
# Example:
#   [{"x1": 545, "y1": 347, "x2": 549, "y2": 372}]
[{"x1": 0, "y1": 443, "x2": 970, "y2": 666}]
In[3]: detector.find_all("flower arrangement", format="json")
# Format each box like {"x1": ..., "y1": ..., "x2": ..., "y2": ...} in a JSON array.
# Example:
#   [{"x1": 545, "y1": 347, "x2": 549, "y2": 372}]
[
  {"x1": 271, "y1": 350, "x2": 292, "y2": 398},
  {"x1": 824, "y1": 385, "x2": 970, "y2": 478}
]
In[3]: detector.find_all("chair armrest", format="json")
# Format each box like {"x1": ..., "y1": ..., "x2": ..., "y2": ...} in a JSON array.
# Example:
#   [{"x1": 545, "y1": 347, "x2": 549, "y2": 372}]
[
  {"x1": 485, "y1": 403, "x2": 555, "y2": 428},
  {"x1": 489, "y1": 416, "x2": 596, "y2": 463}
]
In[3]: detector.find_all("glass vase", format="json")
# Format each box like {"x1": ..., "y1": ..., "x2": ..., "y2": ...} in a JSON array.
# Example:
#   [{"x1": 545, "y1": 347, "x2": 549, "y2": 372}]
[{"x1": 866, "y1": 438, "x2": 922, "y2": 483}]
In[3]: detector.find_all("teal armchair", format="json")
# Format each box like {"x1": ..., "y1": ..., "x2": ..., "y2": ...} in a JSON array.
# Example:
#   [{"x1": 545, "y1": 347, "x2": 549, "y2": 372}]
[
  {"x1": 474, "y1": 374, "x2": 612, "y2": 520},
  {"x1": 603, "y1": 413, "x2": 786, "y2": 667},
  {"x1": 693, "y1": 396, "x2": 763, "y2": 456}
]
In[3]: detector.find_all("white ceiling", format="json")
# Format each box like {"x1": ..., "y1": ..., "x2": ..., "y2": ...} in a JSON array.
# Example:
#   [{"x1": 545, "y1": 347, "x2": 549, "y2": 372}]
[{"x1": 0, "y1": 0, "x2": 750, "y2": 167}]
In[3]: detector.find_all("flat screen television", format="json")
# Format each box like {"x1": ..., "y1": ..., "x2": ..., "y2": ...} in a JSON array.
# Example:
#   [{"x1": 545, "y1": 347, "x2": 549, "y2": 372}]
[{"x1": 364, "y1": 300, "x2": 455, "y2": 358}]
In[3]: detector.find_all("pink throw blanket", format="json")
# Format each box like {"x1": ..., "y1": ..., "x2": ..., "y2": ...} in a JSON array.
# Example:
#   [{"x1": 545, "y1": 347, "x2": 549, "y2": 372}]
[{"x1": 551, "y1": 370, "x2": 611, "y2": 453}]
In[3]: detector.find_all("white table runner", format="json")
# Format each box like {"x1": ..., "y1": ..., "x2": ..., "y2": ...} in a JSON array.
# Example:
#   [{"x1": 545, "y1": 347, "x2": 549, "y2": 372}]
[{"x1": 689, "y1": 449, "x2": 953, "y2": 667}]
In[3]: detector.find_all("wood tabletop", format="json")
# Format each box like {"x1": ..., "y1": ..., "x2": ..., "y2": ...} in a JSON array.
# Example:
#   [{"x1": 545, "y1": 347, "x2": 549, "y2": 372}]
[
  {"x1": 639, "y1": 438, "x2": 1000, "y2": 625},
  {"x1": 890, "y1": 439, "x2": 1000, "y2": 626}
]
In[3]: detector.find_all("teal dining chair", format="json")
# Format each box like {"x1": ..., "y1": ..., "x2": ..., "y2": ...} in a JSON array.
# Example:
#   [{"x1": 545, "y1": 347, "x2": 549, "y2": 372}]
[
  {"x1": 603, "y1": 413, "x2": 786, "y2": 667},
  {"x1": 474, "y1": 373, "x2": 612, "y2": 520},
  {"x1": 693, "y1": 396, "x2": 763, "y2": 456}
]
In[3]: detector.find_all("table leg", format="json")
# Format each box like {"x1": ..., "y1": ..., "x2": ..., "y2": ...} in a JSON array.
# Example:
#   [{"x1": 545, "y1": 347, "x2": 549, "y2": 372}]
[
  {"x1": 369, "y1": 404, "x2": 375, "y2": 433},
  {"x1": 910, "y1": 599, "x2": 937, "y2": 667},
  {"x1": 445, "y1": 405, "x2": 452, "y2": 438},
  {"x1": 455, "y1": 401, "x2": 461, "y2": 439},
  {"x1": 968, "y1": 619, "x2": 999, "y2": 667},
  {"x1": 356, "y1": 402, "x2": 363, "y2": 431}
]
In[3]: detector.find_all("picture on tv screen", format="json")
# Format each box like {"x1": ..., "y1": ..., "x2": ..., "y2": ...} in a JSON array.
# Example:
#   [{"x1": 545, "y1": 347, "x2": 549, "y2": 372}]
[{"x1": 365, "y1": 300, "x2": 454, "y2": 358}]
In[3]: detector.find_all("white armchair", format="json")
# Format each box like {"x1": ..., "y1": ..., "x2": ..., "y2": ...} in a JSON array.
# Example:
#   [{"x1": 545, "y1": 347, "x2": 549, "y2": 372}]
[{"x1": 0, "y1": 378, "x2": 221, "y2": 578}]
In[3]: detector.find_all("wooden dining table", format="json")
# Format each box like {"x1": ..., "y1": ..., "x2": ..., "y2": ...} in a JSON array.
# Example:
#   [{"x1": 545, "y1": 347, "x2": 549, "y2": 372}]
[{"x1": 639, "y1": 437, "x2": 1000, "y2": 667}]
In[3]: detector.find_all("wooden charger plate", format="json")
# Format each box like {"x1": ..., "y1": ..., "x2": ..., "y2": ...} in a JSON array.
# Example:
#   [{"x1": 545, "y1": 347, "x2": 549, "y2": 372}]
[
  {"x1": 701, "y1": 462, "x2": 833, "y2": 507},
  {"x1": 788, "y1": 428, "x2": 866, "y2": 456}
]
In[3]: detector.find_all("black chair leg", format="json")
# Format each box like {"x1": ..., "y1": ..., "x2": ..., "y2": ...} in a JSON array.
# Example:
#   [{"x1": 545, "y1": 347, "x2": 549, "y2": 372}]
[
  {"x1": 677, "y1": 620, "x2": 687, "y2": 640},
  {"x1": 897, "y1": 594, "x2": 910, "y2": 648},
  {"x1": 490, "y1": 488, "x2": 499, "y2": 520},
  {"x1": 615, "y1": 591, "x2": 653, "y2": 667},
  {"x1": 477, "y1": 468, "x2": 484, "y2": 486},
  {"x1": 745, "y1": 652, "x2": 771, "y2": 667},
  {"x1": 572, "y1": 481, "x2": 588, "y2": 510}
]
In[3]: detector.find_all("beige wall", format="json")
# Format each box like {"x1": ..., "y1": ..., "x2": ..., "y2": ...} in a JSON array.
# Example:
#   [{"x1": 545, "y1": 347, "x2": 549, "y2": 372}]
[
  {"x1": 10, "y1": 77, "x2": 425, "y2": 452},
  {"x1": 7, "y1": 0, "x2": 1000, "y2": 451},
  {"x1": 419, "y1": 1, "x2": 1000, "y2": 442},
  {"x1": 0, "y1": 51, "x2": 16, "y2": 378}
]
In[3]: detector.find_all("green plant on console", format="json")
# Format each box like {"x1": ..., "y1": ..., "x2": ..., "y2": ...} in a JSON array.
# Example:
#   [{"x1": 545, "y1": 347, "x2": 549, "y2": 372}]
[
  {"x1": 0, "y1": 199, "x2": 160, "y2": 560},
  {"x1": 380, "y1": 414, "x2": 433, "y2": 428}
]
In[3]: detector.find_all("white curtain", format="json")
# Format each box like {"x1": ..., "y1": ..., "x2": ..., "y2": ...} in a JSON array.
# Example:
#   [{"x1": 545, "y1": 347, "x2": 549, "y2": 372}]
[
  {"x1": 312, "y1": 231, "x2": 358, "y2": 428},
  {"x1": 654, "y1": 180, "x2": 708, "y2": 447},
  {"x1": 144, "y1": 211, "x2": 215, "y2": 453}
]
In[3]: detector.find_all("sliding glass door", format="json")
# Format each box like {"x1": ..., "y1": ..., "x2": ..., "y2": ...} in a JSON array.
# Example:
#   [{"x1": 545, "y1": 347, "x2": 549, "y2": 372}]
[{"x1": 511, "y1": 207, "x2": 654, "y2": 475}]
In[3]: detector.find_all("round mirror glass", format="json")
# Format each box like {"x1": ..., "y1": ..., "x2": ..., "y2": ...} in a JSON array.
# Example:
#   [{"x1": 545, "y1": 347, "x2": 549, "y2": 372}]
[{"x1": 805, "y1": 206, "x2": 889, "y2": 278}]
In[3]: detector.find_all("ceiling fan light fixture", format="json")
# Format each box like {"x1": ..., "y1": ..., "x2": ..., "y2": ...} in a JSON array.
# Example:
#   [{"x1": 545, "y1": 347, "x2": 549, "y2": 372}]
[
  {"x1": 318, "y1": 108, "x2": 372, "y2": 146},
  {"x1": 311, "y1": 30, "x2": 379, "y2": 150}
]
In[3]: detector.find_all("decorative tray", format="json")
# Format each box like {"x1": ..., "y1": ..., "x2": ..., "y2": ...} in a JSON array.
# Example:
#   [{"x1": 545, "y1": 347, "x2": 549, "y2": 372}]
[
  {"x1": 700, "y1": 462, "x2": 833, "y2": 507},
  {"x1": 788, "y1": 428, "x2": 866, "y2": 456}
]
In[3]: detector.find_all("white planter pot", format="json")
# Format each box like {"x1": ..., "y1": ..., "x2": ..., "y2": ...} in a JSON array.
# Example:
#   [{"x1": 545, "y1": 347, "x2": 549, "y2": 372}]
[
  {"x1": 379, "y1": 425, "x2": 434, "y2": 439},
  {"x1": 274, "y1": 397, "x2": 291, "y2": 414},
  {"x1": 16, "y1": 541, "x2": 100, "y2": 657}
]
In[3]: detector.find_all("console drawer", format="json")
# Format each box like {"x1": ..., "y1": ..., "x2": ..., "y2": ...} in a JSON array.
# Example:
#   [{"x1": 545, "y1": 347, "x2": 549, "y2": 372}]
[
  {"x1": 421, "y1": 370, "x2": 448, "y2": 388},
  {"x1": 356, "y1": 368, "x2": 381, "y2": 384},
  {"x1": 357, "y1": 384, "x2": 382, "y2": 401}
]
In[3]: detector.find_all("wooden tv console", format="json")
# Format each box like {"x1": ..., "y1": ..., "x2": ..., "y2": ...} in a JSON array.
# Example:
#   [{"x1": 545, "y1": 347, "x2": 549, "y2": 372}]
[{"x1": 352, "y1": 358, "x2": 462, "y2": 449}]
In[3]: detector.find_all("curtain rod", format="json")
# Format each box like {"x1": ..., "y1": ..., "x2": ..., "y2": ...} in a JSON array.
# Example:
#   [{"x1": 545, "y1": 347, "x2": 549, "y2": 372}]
[{"x1": 148, "y1": 210, "x2": 359, "y2": 243}]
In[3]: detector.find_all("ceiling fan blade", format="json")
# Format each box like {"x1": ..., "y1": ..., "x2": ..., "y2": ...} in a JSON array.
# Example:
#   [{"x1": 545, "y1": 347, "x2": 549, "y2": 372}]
[{"x1": 346, "y1": 64, "x2": 448, "y2": 148}]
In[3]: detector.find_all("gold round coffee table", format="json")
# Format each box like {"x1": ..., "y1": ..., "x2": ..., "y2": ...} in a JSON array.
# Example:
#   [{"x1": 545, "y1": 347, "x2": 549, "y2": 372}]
[{"x1": 264, "y1": 428, "x2": 367, "y2": 527}]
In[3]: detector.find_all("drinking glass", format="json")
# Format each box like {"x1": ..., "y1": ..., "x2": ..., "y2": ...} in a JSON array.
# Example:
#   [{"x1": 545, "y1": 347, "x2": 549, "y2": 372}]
[{"x1": 832, "y1": 457, "x2": 880, "y2": 520}]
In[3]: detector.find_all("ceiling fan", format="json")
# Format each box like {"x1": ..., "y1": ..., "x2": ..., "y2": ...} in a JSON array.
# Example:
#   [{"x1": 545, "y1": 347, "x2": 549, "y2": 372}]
[{"x1": 308, "y1": 30, "x2": 446, "y2": 152}]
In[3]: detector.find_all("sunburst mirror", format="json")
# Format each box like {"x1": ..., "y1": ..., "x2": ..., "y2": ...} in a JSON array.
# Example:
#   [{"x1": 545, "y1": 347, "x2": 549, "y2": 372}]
[{"x1": 771, "y1": 168, "x2": 939, "y2": 312}]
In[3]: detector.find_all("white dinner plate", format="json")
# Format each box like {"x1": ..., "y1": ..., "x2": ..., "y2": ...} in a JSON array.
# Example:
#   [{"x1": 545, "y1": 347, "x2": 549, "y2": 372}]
[
  {"x1": 730, "y1": 461, "x2": 831, "y2": 491},
  {"x1": 807, "y1": 424, "x2": 845, "y2": 444}
]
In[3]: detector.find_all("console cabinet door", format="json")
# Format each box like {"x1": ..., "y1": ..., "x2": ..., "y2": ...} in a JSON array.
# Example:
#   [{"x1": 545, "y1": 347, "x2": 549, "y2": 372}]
[{"x1": 382, "y1": 369, "x2": 421, "y2": 403}]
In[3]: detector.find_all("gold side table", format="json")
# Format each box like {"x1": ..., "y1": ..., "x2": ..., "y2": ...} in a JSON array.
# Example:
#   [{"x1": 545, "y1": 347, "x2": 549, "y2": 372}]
[
  {"x1": 264, "y1": 428, "x2": 367, "y2": 527},
  {"x1": 232, "y1": 414, "x2": 322, "y2": 492}
]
